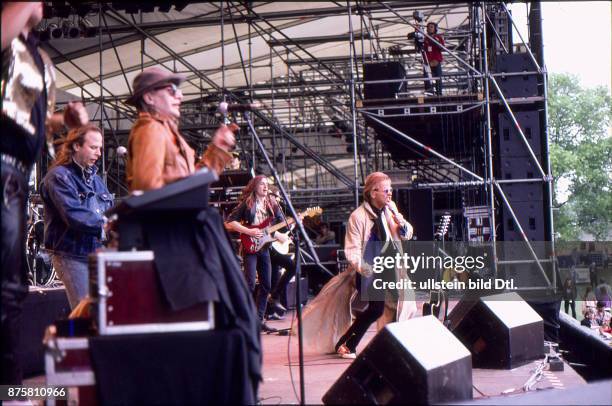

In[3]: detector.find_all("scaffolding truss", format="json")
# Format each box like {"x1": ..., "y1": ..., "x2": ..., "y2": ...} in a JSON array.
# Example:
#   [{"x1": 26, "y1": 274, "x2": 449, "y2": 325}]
[{"x1": 41, "y1": 1, "x2": 556, "y2": 291}]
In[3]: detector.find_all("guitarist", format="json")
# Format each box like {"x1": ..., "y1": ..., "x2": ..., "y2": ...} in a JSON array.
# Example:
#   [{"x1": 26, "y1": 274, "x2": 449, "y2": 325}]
[{"x1": 225, "y1": 175, "x2": 288, "y2": 332}]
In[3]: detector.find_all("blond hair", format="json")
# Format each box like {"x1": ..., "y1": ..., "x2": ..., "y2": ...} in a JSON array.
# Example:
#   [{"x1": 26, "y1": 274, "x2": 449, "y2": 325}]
[{"x1": 363, "y1": 172, "x2": 390, "y2": 205}]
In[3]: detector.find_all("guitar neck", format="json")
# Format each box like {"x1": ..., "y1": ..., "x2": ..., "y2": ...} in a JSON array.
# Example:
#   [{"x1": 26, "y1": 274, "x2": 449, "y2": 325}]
[{"x1": 267, "y1": 217, "x2": 296, "y2": 234}]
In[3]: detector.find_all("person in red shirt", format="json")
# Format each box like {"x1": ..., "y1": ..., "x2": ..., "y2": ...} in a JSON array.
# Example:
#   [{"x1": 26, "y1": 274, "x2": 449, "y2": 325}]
[{"x1": 422, "y1": 22, "x2": 445, "y2": 95}]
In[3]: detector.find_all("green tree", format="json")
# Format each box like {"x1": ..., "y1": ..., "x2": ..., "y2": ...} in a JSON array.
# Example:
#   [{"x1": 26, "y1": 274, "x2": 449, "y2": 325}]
[{"x1": 548, "y1": 73, "x2": 612, "y2": 240}]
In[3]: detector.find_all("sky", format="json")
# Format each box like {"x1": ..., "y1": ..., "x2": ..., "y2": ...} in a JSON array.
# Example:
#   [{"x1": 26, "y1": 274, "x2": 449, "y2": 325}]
[{"x1": 509, "y1": 1, "x2": 611, "y2": 90}]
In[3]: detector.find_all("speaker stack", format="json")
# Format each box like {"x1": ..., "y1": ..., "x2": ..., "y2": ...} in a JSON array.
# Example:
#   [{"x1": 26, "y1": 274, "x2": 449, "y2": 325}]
[{"x1": 494, "y1": 53, "x2": 548, "y2": 243}]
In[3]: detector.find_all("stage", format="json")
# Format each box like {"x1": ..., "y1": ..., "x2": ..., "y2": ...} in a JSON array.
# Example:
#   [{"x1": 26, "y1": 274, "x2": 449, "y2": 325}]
[
  {"x1": 258, "y1": 305, "x2": 590, "y2": 405},
  {"x1": 21, "y1": 294, "x2": 608, "y2": 405}
]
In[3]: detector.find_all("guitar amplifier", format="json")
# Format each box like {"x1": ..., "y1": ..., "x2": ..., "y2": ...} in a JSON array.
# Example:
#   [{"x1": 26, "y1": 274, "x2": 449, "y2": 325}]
[{"x1": 89, "y1": 251, "x2": 214, "y2": 335}]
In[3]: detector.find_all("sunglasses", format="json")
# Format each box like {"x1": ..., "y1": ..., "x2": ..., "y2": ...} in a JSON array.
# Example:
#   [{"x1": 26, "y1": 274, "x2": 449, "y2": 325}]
[{"x1": 154, "y1": 83, "x2": 181, "y2": 97}]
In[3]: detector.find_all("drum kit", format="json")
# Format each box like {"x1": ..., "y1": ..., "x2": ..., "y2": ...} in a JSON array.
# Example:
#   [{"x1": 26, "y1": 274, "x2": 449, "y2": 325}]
[{"x1": 26, "y1": 194, "x2": 61, "y2": 287}]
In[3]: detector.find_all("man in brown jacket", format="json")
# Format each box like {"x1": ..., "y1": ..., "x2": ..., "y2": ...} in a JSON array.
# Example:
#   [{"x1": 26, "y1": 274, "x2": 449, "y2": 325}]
[{"x1": 125, "y1": 66, "x2": 236, "y2": 191}]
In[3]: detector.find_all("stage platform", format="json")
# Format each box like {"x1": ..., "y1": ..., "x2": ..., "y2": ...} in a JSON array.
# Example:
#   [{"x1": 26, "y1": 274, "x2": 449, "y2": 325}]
[
  {"x1": 22, "y1": 299, "x2": 600, "y2": 405},
  {"x1": 258, "y1": 305, "x2": 588, "y2": 405}
]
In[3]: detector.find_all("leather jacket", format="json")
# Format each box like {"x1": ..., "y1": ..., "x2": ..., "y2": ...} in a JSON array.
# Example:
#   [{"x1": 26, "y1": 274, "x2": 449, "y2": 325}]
[
  {"x1": 127, "y1": 112, "x2": 231, "y2": 191},
  {"x1": 41, "y1": 161, "x2": 113, "y2": 260}
]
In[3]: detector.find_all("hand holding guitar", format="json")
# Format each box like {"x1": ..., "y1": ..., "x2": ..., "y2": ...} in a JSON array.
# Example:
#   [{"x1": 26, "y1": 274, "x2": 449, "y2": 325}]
[{"x1": 248, "y1": 228, "x2": 264, "y2": 238}]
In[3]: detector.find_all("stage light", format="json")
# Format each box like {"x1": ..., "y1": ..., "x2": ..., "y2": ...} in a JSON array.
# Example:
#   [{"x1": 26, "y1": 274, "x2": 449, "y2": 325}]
[
  {"x1": 62, "y1": 21, "x2": 80, "y2": 39},
  {"x1": 48, "y1": 23, "x2": 63, "y2": 39}
]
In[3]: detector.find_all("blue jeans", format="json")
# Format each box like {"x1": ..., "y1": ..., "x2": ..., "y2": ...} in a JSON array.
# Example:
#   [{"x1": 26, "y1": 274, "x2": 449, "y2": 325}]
[
  {"x1": 52, "y1": 254, "x2": 89, "y2": 309},
  {"x1": 244, "y1": 250, "x2": 272, "y2": 321}
]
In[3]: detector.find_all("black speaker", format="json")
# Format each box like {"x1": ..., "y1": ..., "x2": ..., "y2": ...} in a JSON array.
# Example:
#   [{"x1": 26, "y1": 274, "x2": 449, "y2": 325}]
[
  {"x1": 496, "y1": 107, "x2": 548, "y2": 241},
  {"x1": 448, "y1": 292, "x2": 545, "y2": 369},
  {"x1": 395, "y1": 188, "x2": 433, "y2": 241},
  {"x1": 494, "y1": 53, "x2": 539, "y2": 98},
  {"x1": 19, "y1": 287, "x2": 71, "y2": 377},
  {"x1": 282, "y1": 276, "x2": 308, "y2": 309},
  {"x1": 363, "y1": 62, "x2": 406, "y2": 100},
  {"x1": 498, "y1": 111, "x2": 542, "y2": 157},
  {"x1": 323, "y1": 316, "x2": 473, "y2": 405}
]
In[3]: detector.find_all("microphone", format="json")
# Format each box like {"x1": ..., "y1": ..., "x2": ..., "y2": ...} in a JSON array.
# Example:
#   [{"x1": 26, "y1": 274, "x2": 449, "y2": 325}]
[
  {"x1": 218, "y1": 101, "x2": 262, "y2": 115},
  {"x1": 116, "y1": 146, "x2": 128, "y2": 158},
  {"x1": 387, "y1": 203, "x2": 403, "y2": 225}
]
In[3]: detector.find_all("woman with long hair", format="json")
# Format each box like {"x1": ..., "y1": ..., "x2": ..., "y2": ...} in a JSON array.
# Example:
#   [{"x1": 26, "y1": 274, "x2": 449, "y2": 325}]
[{"x1": 225, "y1": 176, "x2": 287, "y2": 332}]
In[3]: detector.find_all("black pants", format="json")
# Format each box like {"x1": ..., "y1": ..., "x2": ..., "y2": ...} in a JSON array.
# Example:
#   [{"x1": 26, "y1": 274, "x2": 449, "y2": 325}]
[
  {"x1": 336, "y1": 299, "x2": 385, "y2": 353},
  {"x1": 564, "y1": 299, "x2": 576, "y2": 319},
  {"x1": 244, "y1": 250, "x2": 272, "y2": 321},
  {"x1": 1, "y1": 163, "x2": 29, "y2": 384},
  {"x1": 269, "y1": 249, "x2": 296, "y2": 302},
  {"x1": 425, "y1": 63, "x2": 443, "y2": 95}
]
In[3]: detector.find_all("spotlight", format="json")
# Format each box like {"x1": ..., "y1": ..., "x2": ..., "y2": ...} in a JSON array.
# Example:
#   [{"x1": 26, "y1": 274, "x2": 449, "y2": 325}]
[
  {"x1": 62, "y1": 21, "x2": 80, "y2": 39},
  {"x1": 48, "y1": 23, "x2": 63, "y2": 39}
]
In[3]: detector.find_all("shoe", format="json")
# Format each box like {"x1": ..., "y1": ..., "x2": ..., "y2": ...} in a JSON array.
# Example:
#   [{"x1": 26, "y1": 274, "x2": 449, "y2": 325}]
[
  {"x1": 268, "y1": 298, "x2": 287, "y2": 314},
  {"x1": 267, "y1": 312, "x2": 285, "y2": 321},
  {"x1": 336, "y1": 343, "x2": 356, "y2": 359},
  {"x1": 261, "y1": 322, "x2": 278, "y2": 333}
]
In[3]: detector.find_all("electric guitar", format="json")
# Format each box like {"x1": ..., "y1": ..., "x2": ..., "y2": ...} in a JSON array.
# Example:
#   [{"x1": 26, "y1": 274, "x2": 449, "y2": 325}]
[
  {"x1": 240, "y1": 207, "x2": 322, "y2": 255},
  {"x1": 422, "y1": 213, "x2": 451, "y2": 322}
]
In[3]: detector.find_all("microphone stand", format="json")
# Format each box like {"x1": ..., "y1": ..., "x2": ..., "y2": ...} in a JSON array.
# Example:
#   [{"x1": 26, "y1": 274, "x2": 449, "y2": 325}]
[{"x1": 243, "y1": 110, "x2": 318, "y2": 405}]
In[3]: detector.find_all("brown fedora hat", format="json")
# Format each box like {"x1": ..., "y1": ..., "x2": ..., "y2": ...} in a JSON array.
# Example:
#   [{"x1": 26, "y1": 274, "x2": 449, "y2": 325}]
[{"x1": 125, "y1": 66, "x2": 186, "y2": 106}]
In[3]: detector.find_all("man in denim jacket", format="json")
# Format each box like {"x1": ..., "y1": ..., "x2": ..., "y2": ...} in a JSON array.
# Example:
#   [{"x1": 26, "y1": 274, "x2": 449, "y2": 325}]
[{"x1": 41, "y1": 125, "x2": 113, "y2": 308}]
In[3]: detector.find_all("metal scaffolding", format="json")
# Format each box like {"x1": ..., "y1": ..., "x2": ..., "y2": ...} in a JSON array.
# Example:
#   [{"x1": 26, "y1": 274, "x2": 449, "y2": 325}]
[{"x1": 41, "y1": 1, "x2": 556, "y2": 291}]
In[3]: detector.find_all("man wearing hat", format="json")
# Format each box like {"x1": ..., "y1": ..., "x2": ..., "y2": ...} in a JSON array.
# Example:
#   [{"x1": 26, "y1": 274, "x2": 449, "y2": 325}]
[
  {"x1": 125, "y1": 66, "x2": 236, "y2": 191},
  {"x1": 123, "y1": 68, "x2": 263, "y2": 400}
]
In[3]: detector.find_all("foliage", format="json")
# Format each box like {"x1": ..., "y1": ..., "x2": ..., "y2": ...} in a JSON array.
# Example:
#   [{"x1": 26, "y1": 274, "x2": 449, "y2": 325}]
[{"x1": 548, "y1": 73, "x2": 611, "y2": 240}]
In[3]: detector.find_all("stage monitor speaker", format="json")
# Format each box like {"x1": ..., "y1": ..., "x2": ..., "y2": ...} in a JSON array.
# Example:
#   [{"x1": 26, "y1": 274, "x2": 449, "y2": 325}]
[
  {"x1": 448, "y1": 292, "x2": 545, "y2": 369},
  {"x1": 363, "y1": 62, "x2": 406, "y2": 100},
  {"x1": 323, "y1": 316, "x2": 473, "y2": 405}
]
